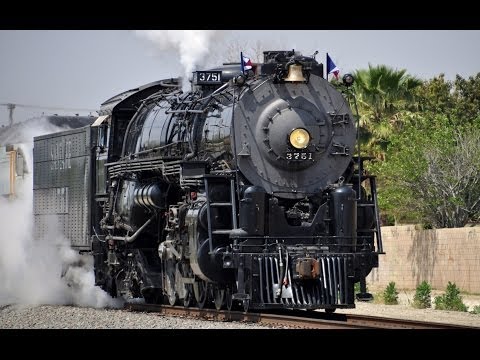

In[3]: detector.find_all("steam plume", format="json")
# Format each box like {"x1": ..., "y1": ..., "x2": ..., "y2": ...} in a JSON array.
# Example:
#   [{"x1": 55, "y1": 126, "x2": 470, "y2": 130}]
[
  {"x1": 135, "y1": 30, "x2": 221, "y2": 92},
  {"x1": 0, "y1": 118, "x2": 121, "y2": 308}
]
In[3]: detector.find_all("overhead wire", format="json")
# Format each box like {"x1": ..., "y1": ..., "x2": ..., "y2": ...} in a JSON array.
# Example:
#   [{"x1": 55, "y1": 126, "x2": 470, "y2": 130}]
[{"x1": 0, "y1": 102, "x2": 97, "y2": 113}]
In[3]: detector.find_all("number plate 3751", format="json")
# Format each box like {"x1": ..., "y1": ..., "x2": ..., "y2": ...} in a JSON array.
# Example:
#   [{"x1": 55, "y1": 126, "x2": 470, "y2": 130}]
[{"x1": 286, "y1": 152, "x2": 313, "y2": 160}]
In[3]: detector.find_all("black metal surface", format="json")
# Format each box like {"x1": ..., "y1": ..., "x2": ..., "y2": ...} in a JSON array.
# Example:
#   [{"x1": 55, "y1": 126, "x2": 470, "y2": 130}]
[
  {"x1": 239, "y1": 186, "x2": 266, "y2": 235},
  {"x1": 32, "y1": 50, "x2": 384, "y2": 313},
  {"x1": 330, "y1": 185, "x2": 357, "y2": 250},
  {"x1": 234, "y1": 76, "x2": 356, "y2": 199},
  {"x1": 236, "y1": 252, "x2": 356, "y2": 310}
]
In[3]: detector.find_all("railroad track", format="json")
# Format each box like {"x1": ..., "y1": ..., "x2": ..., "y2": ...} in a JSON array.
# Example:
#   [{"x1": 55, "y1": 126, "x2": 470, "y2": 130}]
[{"x1": 123, "y1": 303, "x2": 475, "y2": 329}]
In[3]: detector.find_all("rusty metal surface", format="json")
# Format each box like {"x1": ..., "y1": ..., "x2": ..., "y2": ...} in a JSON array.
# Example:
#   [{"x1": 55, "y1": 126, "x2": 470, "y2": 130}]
[{"x1": 123, "y1": 303, "x2": 473, "y2": 329}]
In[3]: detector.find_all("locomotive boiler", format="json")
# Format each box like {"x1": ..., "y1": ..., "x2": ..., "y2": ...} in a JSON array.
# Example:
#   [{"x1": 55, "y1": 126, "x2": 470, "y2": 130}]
[{"x1": 33, "y1": 49, "x2": 383, "y2": 312}]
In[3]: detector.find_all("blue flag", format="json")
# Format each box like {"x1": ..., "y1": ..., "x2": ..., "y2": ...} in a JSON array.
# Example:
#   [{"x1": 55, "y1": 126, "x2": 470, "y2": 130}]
[{"x1": 326, "y1": 53, "x2": 340, "y2": 80}]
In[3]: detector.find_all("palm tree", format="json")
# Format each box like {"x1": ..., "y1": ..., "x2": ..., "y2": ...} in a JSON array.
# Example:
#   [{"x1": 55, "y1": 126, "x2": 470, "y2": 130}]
[{"x1": 353, "y1": 64, "x2": 422, "y2": 159}]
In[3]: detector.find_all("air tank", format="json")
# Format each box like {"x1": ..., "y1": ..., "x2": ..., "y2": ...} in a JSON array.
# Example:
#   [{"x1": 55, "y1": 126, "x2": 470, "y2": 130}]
[{"x1": 329, "y1": 185, "x2": 357, "y2": 250}]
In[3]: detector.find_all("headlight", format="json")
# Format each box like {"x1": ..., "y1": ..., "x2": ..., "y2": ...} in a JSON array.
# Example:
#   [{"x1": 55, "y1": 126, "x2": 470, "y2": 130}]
[{"x1": 289, "y1": 128, "x2": 310, "y2": 149}]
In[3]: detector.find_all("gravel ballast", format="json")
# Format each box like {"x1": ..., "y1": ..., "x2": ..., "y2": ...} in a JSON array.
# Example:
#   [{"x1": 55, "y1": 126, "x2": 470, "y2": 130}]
[
  {"x1": 0, "y1": 304, "x2": 271, "y2": 329},
  {"x1": 336, "y1": 289, "x2": 480, "y2": 328},
  {"x1": 1, "y1": 290, "x2": 479, "y2": 329}
]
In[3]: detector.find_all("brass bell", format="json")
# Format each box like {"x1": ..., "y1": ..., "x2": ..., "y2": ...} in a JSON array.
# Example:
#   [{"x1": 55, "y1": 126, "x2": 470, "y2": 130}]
[{"x1": 284, "y1": 63, "x2": 306, "y2": 82}]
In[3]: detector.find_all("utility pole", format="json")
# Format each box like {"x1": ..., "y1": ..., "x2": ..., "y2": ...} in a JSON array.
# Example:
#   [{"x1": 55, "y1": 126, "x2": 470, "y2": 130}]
[
  {"x1": 7, "y1": 103, "x2": 15, "y2": 126},
  {"x1": 9, "y1": 148, "x2": 17, "y2": 199}
]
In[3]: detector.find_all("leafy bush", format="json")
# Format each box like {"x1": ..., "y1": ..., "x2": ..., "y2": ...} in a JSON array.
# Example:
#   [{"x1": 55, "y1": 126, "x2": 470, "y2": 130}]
[
  {"x1": 471, "y1": 305, "x2": 480, "y2": 315},
  {"x1": 434, "y1": 282, "x2": 467, "y2": 312},
  {"x1": 412, "y1": 281, "x2": 432, "y2": 309},
  {"x1": 383, "y1": 282, "x2": 399, "y2": 305},
  {"x1": 354, "y1": 282, "x2": 369, "y2": 294}
]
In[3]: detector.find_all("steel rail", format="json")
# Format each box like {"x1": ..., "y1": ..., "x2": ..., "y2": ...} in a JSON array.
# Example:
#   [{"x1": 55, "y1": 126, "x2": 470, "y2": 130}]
[{"x1": 123, "y1": 303, "x2": 476, "y2": 329}]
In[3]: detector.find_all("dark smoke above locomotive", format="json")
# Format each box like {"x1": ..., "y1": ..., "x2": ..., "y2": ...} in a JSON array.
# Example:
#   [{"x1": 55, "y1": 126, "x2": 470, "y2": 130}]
[{"x1": 33, "y1": 49, "x2": 383, "y2": 312}]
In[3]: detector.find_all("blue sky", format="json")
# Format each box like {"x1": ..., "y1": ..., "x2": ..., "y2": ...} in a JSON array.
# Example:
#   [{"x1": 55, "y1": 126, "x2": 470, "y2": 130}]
[{"x1": 1, "y1": 30, "x2": 479, "y2": 126}]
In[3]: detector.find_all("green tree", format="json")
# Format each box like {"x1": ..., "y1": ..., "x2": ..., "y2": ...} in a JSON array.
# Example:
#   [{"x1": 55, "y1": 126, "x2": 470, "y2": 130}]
[
  {"x1": 414, "y1": 74, "x2": 454, "y2": 116},
  {"x1": 420, "y1": 129, "x2": 480, "y2": 227},
  {"x1": 373, "y1": 72, "x2": 480, "y2": 227},
  {"x1": 452, "y1": 73, "x2": 480, "y2": 122},
  {"x1": 353, "y1": 64, "x2": 422, "y2": 159},
  {"x1": 414, "y1": 73, "x2": 480, "y2": 126}
]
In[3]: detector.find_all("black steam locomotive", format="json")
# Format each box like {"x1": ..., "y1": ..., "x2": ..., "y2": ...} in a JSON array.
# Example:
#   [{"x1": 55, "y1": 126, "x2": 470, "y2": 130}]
[{"x1": 33, "y1": 50, "x2": 383, "y2": 312}]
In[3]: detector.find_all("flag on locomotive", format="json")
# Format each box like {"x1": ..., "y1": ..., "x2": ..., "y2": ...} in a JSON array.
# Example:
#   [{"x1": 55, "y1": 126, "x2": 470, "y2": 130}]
[
  {"x1": 327, "y1": 53, "x2": 340, "y2": 80},
  {"x1": 240, "y1": 52, "x2": 253, "y2": 74}
]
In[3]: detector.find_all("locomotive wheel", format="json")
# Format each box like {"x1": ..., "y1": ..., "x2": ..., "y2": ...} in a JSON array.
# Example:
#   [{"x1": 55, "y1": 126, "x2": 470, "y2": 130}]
[
  {"x1": 165, "y1": 260, "x2": 178, "y2": 306},
  {"x1": 325, "y1": 308, "x2": 336, "y2": 314},
  {"x1": 242, "y1": 299, "x2": 250, "y2": 313},
  {"x1": 225, "y1": 286, "x2": 233, "y2": 311},
  {"x1": 213, "y1": 286, "x2": 225, "y2": 311},
  {"x1": 183, "y1": 284, "x2": 194, "y2": 308},
  {"x1": 105, "y1": 275, "x2": 117, "y2": 298},
  {"x1": 144, "y1": 290, "x2": 163, "y2": 304},
  {"x1": 193, "y1": 280, "x2": 208, "y2": 309}
]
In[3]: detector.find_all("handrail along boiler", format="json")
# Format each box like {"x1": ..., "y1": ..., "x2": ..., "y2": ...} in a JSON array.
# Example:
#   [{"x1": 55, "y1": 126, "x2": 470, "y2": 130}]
[{"x1": 33, "y1": 49, "x2": 383, "y2": 312}]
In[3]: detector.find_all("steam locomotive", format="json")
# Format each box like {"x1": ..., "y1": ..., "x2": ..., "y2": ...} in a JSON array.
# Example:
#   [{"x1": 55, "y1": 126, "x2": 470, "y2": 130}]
[{"x1": 33, "y1": 50, "x2": 383, "y2": 312}]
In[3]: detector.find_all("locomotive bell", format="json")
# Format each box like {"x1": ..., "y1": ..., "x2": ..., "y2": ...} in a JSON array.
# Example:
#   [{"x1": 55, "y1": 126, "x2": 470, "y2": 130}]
[{"x1": 284, "y1": 63, "x2": 306, "y2": 82}]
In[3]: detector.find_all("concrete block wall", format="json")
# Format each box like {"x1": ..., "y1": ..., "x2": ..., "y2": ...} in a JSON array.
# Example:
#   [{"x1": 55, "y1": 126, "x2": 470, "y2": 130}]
[{"x1": 367, "y1": 225, "x2": 480, "y2": 293}]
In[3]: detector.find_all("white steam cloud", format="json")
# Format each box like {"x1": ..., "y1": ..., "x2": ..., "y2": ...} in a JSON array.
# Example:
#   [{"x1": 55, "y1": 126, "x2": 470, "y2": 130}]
[
  {"x1": 0, "y1": 119, "x2": 122, "y2": 308},
  {"x1": 135, "y1": 30, "x2": 221, "y2": 92}
]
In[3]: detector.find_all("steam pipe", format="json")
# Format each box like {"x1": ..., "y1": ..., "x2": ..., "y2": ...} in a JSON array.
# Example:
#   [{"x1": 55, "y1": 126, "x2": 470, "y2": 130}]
[
  {"x1": 159, "y1": 79, "x2": 179, "y2": 88},
  {"x1": 108, "y1": 214, "x2": 155, "y2": 243},
  {"x1": 210, "y1": 82, "x2": 229, "y2": 96},
  {"x1": 349, "y1": 87, "x2": 362, "y2": 201},
  {"x1": 100, "y1": 183, "x2": 116, "y2": 229},
  {"x1": 184, "y1": 94, "x2": 211, "y2": 160},
  {"x1": 230, "y1": 86, "x2": 241, "y2": 206},
  {"x1": 184, "y1": 112, "x2": 200, "y2": 161}
]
